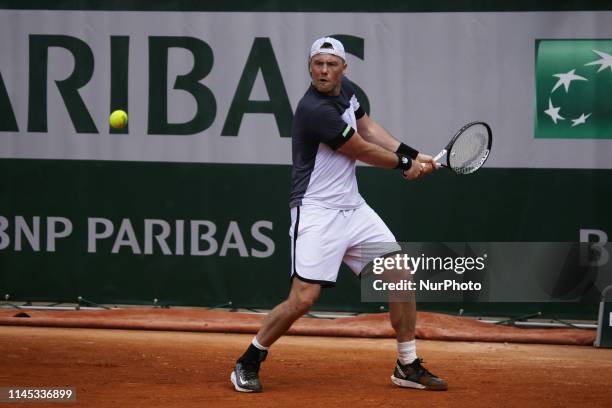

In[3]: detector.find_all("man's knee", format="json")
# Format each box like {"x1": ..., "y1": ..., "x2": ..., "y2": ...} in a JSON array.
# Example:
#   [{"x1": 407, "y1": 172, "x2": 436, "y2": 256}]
[
  {"x1": 288, "y1": 279, "x2": 320, "y2": 314},
  {"x1": 292, "y1": 298, "x2": 315, "y2": 315}
]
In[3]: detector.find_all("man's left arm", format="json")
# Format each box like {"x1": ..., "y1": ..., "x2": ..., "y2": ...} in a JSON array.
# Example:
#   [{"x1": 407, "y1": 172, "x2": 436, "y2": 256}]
[{"x1": 357, "y1": 113, "x2": 438, "y2": 174}]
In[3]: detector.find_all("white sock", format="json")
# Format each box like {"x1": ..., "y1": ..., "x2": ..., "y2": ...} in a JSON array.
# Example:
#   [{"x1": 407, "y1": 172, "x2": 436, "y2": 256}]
[
  {"x1": 397, "y1": 340, "x2": 417, "y2": 365},
  {"x1": 252, "y1": 336, "x2": 269, "y2": 351}
]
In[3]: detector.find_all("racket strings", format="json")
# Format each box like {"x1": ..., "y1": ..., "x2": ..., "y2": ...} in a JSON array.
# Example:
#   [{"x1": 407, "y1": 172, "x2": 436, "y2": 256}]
[{"x1": 448, "y1": 125, "x2": 490, "y2": 174}]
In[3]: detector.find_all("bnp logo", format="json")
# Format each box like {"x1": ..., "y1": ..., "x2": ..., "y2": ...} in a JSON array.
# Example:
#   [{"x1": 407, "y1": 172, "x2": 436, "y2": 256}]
[{"x1": 535, "y1": 40, "x2": 612, "y2": 139}]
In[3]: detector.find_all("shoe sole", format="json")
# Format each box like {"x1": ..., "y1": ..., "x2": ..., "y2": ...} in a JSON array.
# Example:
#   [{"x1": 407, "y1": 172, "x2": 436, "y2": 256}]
[
  {"x1": 231, "y1": 371, "x2": 261, "y2": 393},
  {"x1": 391, "y1": 375, "x2": 426, "y2": 390},
  {"x1": 391, "y1": 375, "x2": 447, "y2": 391}
]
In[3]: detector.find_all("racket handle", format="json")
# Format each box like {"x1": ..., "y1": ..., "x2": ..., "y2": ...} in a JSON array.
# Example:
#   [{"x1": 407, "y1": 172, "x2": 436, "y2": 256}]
[{"x1": 433, "y1": 149, "x2": 446, "y2": 162}]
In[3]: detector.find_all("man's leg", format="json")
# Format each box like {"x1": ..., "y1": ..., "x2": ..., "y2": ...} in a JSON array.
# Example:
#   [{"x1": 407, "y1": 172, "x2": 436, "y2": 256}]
[
  {"x1": 256, "y1": 278, "x2": 321, "y2": 346},
  {"x1": 341, "y1": 204, "x2": 448, "y2": 390},
  {"x1": 231, "y1": 278, "x2": 321, "y2": 393},
  {"x1": 389, "y1": 300, "x2": 416, "y2": 343},
  {"x1": 389, "y1": 299, "x2": 448, "y2": 391}
]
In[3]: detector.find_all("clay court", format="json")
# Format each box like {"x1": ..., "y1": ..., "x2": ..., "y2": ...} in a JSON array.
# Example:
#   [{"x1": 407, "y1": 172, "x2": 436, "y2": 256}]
[{"x1": 1, "y1": 309, "x2": 612, "y2": 408}]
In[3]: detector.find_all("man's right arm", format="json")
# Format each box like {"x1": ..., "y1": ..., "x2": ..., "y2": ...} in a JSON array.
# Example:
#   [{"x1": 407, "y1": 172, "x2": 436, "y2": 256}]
[{"x1": 337, "y1": 132, "x2": 423, "y2": 180}]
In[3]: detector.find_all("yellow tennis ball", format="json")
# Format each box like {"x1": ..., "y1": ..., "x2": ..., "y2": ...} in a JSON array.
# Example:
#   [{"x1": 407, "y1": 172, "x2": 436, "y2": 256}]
[{"x1": 109, "y1": 110, "x2": 128, "y2": 129}]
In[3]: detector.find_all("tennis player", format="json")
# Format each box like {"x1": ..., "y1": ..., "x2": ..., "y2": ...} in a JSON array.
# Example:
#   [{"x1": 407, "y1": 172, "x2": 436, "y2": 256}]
[{"x1": 231, "y1": 37, "x2": 447, "y2": 392}]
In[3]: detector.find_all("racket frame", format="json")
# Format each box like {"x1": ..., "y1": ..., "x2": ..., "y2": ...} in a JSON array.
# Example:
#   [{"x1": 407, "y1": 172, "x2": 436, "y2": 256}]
[{"x1": 434, "y1": 121, "x2": 492, "y2": 174}]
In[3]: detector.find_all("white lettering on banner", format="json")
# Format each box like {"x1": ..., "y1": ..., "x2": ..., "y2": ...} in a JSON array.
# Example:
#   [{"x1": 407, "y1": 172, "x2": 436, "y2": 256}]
[
  {"x1": 579, "y1": 229, "x2": 609, "y2": 267},
  {"x1": 191, "y1": 221, "x2": 217, "y2": 256},
  {"x1": 46, "y1": 217, "x2": 73, "y2": 252},
  {"x1": 0, "y1": 215, "x2": 275, "y2": 256},
  {"x1": 83, "y1": 217, "x2": 276, "y2": 257},
  {"x1": 0, "y1": 215, "x2": 73, "y2": 252},
  {"x1": 175, "y1": 220, "x2": 184, "y2": 256},
  {"x1": 144, "y1": 219, "x2": 172, "y2": 255},
  {"x1": 88, "y1": 218, "x2": 114, "y2": 253},
  {"x1": 111, "y1": 219, "x2": 141, "y2": 254},
  {"x1": 0, "y1": 216, "x2": 9, "y2": 250},
  {"x1": 219, "y1": 221, "x2": 248, "y2": 257},
  {"x1": 251, "y1": 221, "x2": 275, "y2": 258},
  {"x1": 15, "y1": 216, "x2": 40, "y2": 252}
]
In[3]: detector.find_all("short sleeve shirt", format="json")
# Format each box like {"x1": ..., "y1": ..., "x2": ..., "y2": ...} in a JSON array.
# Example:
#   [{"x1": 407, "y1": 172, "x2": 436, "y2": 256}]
[{"x1": 289, "y1": 76, "x2": 366, "y2": 209}]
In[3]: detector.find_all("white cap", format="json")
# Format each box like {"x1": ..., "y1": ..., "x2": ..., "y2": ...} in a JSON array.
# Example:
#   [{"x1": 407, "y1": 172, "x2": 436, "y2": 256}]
[{"x1": 309, "y1": 37, "x2": 346, "y2": 61}]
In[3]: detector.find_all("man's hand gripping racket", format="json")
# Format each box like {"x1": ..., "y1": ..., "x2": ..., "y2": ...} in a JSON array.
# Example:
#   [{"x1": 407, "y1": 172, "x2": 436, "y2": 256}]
[{"x1": 433, "y1": 121, "x2": 492, "y2": 175}]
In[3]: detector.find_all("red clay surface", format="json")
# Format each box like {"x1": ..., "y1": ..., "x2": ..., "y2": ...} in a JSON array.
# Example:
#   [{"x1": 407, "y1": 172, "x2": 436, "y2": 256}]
[{"x1": 1, "y1": 326, "x2": 611, "y2": 408}]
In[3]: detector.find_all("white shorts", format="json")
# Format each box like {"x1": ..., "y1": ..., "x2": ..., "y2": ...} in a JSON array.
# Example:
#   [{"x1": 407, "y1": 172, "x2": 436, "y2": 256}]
[{"x1": 289, "y1": 204, "x2": 397, "y2": 287}]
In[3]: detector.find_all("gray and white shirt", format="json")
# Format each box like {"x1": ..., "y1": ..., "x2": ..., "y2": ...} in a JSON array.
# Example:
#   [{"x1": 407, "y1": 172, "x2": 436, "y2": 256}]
[{"x1": 289, "y1": 76, "x2": 366, "y2": 209}]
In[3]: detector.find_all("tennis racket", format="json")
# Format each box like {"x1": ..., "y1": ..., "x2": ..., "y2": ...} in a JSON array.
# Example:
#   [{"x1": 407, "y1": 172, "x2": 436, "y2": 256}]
[{"x1": 433, "y1": 121, "x2": 492, "y2": 175}]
